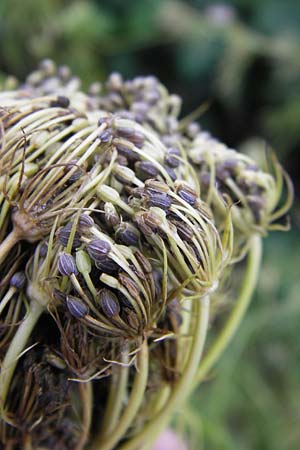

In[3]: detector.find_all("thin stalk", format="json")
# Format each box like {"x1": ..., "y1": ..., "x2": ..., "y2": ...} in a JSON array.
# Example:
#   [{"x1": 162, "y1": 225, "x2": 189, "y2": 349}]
[
  {"x1": 193, "y1": 234, "x2": 262, "y2": 387},
  {"x1": 75, "y1": 382, "x2": 93, "y2": 450},
  {"x1": 0, "y1": 300, "x2": 44, "y2": 412},
  {"x1": 91, "y1": 340, "x2": 149, "y2": 450},
  {"x1": 100, "y1": 349, "x2": 129, "y2": 438},
  {"x1": 0, "y1": 229, "x2": 19, "y2": 267},
  {"x1": 118, "y1": 295, "x2": 210, "y2": 450}
]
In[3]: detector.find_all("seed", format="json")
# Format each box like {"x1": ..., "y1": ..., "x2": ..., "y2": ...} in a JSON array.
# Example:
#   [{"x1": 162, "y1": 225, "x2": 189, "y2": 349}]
[
  {"x1": 104, "y1": 202, "x2": 120, "y2": 227},
  {"x1": 119, "y1": 273, "x2": 140, "y2": 299},
  {"x1": 78, "y1": 214, "x2": 94, "y2": 229},
  {"x1": 95, "y1": 257, "x2": 119, "y2": 274},
  {"x1": 115, "y1": 143, "x2": 140, "y2": 161},
  {"x1": 146, "y1": 191, "x2": 172, "y2": 210},
  {"x1": 10, "y1": 271, "x2": 26, "y2": 289},
  {"x1": 50, "y1": 96, "x2": 70, "y2": 108},
  {"x1": 58, "y1": 222, "x2": 81, "y2": 249},
  {"x1": 66, "y1": 296, "x2": 88, "y2": 318},
  {"x1": 165, "y1": 166, "x2": 177, "y2": 181},
  {"x1": 165, "y1": 147, "x2": 180, "y2": 168},
  {"x1": 99, "y1": 128, "x2": 114, "y2": 143},
  {"x1": 135, "y1": 161, "x2": 159, "y2": 181},
  {"x1": 134, "y1": 249, "x2": 152, "y2": 273},
  {"x1": 176, "y1": 184, "x2": 198, "y2": 206},
  {"x1": 98, "y1": 289, "x2": 120, "y2": 318},
  {"x1": 87, "y1": 239, "x2": 111, "y2": 262},
  {"x1": 58, "y1": 253, "x2": 78, "y2": 276},
  {"x1": 113, "y1": 165, "x2": 136, "y2": 184},
  {"x1": 172, "y1": 219, "x2": 194, "y2": 241},
  {"x1": 115, "y1": 222, "x2": 140, "y2": 246}
]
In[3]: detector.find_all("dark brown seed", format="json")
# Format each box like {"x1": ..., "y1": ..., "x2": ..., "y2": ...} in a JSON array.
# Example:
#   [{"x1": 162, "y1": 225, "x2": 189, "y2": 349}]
[
  {"x1": 165, "y1": 148, "x2": 180, "y2": 168},
  {"x1": 119, "y1": 273, "x2": 140, "y2": 299},
  {"x1": 172, "y1": 220, "x2": 194, "y2": 241},
  {"x1": 66, "y1": 296, "x2": 88, "y2": 318},
  {"x1": 99, "y1": 289, "x2": 120, "y2": 318},
  {"x1": 95, "y1": 257, "x2": 119, "y2": 274},
  {"x1": 50, "y1": 96, "x2": 70, "y2": 108},
  {"x1": 53, "y1": 289, "x2": 66, "y2": 302},
  {"x1": 58, "y1": 222, "x2": 81, "y2": 249},
  {"x1": 78, "y1": 214, "x2": 94, "y2": 229},
  {"x1": 115, "y1": 222, "x2": 140, "y2": 246},
  {"x1": 104, "y1": 203, "x2": 120, "y2": 227},
  {"x1": 176, "y1": 184, "x2": 198, "y2": 206},
  {"x1": 134, "y1": 250, "x2": 152, "y2": 273},
  {"x1": 146, "y1": 192, "x2": 172, "y2": 210},
  {"x1": 99, "y1": 128, "x2": 113, "y2": 143},
  {"x1": 87, "y1": 239, "x2": 111, "y2": 262},
  {"x1": 58, "y1": 253, "x2": 78, "y2": 276},
  {"x1": 115, "y1": 143, "x2": 140, "y2": 162},
  {"x1": 135, "y1": 161, "x2": 159, "y2": 181},
  {"x1": 10, "y1": 271, "x2": 26, "y2": 289},
  {"x1": 126, "y1": 309, "x2": 139, "y2": 331}
]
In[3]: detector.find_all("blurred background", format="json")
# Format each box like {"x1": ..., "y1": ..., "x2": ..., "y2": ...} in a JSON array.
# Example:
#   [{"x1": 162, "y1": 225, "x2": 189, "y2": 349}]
[{"x1": 0, "y1": 1, "x2": 299, "y2": 449}]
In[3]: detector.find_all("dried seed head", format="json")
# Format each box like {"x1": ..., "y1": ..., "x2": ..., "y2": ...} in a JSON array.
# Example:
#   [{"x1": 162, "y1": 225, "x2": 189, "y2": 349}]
[
  {"x1": 10, "y1": 271, "x2": 26, "y2": 289},
  {"x1": 98, "y1": 289, "x2": 120, "y2": 318},
  {"x1": 58, "y1": 253, "x2": 78, "y2": 276},
  {"x1": 87, "y1": 239, "x2": 111, "y2": 262},
  {"x1": 66, "y1": 296, "x2": 89, "y2": 318},
  {"x1": 115, "y1": 222, "x2": 140, "y2": 246}
]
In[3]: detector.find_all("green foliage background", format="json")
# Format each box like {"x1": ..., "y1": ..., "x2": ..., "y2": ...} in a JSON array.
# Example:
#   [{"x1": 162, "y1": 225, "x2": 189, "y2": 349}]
[{"x1": 0, "y1": 1, "x2": 299, "y2": 449}]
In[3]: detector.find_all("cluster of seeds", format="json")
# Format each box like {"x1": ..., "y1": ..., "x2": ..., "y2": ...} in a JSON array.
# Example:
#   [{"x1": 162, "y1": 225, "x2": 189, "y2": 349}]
[{"x1": 0, "y1": 60, "x2": 291, "y2": 450}]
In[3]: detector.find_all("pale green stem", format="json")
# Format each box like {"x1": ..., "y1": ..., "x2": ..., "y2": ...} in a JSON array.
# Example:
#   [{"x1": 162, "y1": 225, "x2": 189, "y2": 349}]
[
  {"x1": 0, "y1": 229, "x2": 19, "y2": 267},
  {"x1": 0, "y1": 300, "x2": 44, "y2": 412},
  {"x1": 91, "y1": 340, "x2": 149, "y2": 450},
  {"x1": 75, "y1": 381, "x2": 93, "y2": 450},
  {"x1": 118, "y1": 295, "x2": 210, "y2": 450},
  {"x1": 193, "y1": 234, "x2": 262, "y2": 388},
  {"x1": 100, "y1": 350, "x2": 129, "y2": 438}
]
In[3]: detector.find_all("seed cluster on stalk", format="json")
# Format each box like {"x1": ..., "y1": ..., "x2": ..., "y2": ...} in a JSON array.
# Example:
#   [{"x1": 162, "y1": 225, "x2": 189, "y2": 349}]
[{"x1": 0, "y1": 60, "x2": 292, "y2": 450}]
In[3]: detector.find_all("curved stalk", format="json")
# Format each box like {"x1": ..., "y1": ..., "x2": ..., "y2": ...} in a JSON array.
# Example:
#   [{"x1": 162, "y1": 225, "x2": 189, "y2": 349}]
[
  {"x1": 100, "y1": 350, "x2": 129, "y2": 438},
  {"x1": 193, "y1": 234, "x2": 262, "y2": 387},
  {"x1": 91, "y1": 340, "x2": 149, "y2": 450},
  {"x1": 0, "y1": 229, "x2": 19, "y2": 267},
  {"x1": 118, "y1": 295, "x2": 210, "y2": 450}
]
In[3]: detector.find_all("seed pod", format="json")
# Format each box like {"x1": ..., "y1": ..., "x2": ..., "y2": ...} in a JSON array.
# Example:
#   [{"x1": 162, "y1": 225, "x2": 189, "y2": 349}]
[
  {"x1": 144, "y1": 180, "x2": 169, "y2": 193},
  {"x1": 119, "y1": 273, "x2": 140, "y2": 299},
  {"x1": 115, "y1": 222, "x2": 140, "y2": 246},
  {"x1": 64, "y1": 159, "x2": 84, "y2": 182},
  {"x1": 98, "y1": 289, "x2": 120, "y2": 318},
  {"x1": 50, "y1": 96, "x2": 70, "y2": 108},
  {"x1": 104, "y1": 202, "x2": 120, "y2": 227},
  {"x1": 165, "y1": 166, "x2": 177, "y2": 181},
  {"x1": 97, "y1": 185, "x2": 120, "y2": 203},
  {"x1": 53, "y1": 289, "x2": 66, "y2": 302},
  {"x1": 76, "y1": 250, "x2": 91, "y2": 274},
  {"x1": 134, "y1": 249, "x2": 152, "y2": 273},
  {"x1": 115, "y1": 143, "x2": 140, "y2": 162},
  {"x1": 39, "y1": 243, "x2": 48, "y2": 257},
  {"x1": 135, "y1": 161, "x2": 159, "y2": 181},
  {"x1": 10, "y1": 271, "x2": 26, "y2": 290},
  {"x1": 126, "y1": 309, "x2": 139, "y2": 331},
  {"x1": 165, "y1": 147, "x2": 180, "y2": 168},
  {"x1": 66, "y1": 296, "x2": 88, "y2": 318},
  {"x1": 146, "y1": 191, "x2": 172, "y2": 210},
  {"x1": 78, "y1": 214, "x2": 94, "y2": 229},
  {"x1": 58, "y1": 222, "x2": 81, "y2": 249},
  {"x1": 87, "y1": 239, "x2": 111, "y2": 262},
  {"x1": 172, "y1": 220, "x2": 194, "y2": 241},
  {"x1": 113, "y1": 165, "x2": 136, "y2": 184},
  {"x1": 58, "y1": 253, "x2": 78, "y2": 276},
  {"x1": 99, "y1": 128, "x2": 113, "y2": 143},
  {"x1": 106, "y1": 72, "x2": 123, "y2": 91},
  {"x1": 45, "y1": 351, "x2": 67, "y2": 370},
  {"x1": 176, "y1": 184, "x2": 198, "y2": 206},
  {"x1": 95, "y1": 257, "x2": 120, "y2": 274}
]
